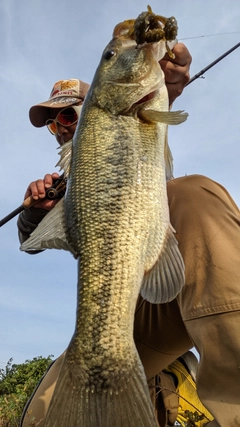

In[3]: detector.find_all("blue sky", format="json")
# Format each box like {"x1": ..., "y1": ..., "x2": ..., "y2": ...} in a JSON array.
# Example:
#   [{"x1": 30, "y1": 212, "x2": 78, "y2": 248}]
[{"x1": 0, "y1": 0, "x2": 239, "y2": 369}]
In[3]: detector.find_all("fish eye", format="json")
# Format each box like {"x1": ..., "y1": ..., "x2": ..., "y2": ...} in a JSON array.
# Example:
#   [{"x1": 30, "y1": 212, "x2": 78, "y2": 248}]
[{"x1": 103, "y1": 50, "x2": 116, "y2": 60}]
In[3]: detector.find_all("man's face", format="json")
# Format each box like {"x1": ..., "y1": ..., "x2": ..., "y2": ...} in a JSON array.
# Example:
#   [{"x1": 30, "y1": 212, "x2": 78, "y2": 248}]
[{"x1": 47, "y1": 107, "x2": 79, "y2": 146}]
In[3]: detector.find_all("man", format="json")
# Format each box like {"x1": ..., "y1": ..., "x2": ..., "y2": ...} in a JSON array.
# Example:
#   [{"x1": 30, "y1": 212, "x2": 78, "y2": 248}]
[
  {"x1": 18, "y1": 43, "x2": 191, "y2": 236},
  {"x1": 19, "y1": 43, "x2": 240, "y2": 426}
]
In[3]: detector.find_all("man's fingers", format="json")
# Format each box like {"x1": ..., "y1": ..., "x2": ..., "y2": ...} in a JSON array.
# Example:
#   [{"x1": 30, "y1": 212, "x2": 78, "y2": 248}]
[
  {"x1": 43, "y1": 173, "x2": 59, "y2": 188},
  {"x1": 24, "y1": 173, "x2": 60, "y2": 201}
]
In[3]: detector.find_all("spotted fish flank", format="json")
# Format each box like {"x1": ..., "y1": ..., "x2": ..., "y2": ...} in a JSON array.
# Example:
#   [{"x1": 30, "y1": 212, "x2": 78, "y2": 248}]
[{"x1": 21, "y1": 7, "x2": 188, "y2": 426}]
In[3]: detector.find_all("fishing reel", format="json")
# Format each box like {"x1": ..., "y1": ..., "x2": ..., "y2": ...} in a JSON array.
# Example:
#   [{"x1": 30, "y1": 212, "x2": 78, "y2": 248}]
[{"x1": 45, "y1": 175, "x2": 67, "y2": 200}]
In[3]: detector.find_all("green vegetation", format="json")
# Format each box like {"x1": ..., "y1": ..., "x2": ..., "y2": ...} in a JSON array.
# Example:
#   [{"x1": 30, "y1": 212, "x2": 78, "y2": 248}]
[
  {"x1": 0, "y1": 355, "x2": 53, "y2": 427},
  {"x1": 0, "y1": 356, "x2": 208, "y2": 427}
]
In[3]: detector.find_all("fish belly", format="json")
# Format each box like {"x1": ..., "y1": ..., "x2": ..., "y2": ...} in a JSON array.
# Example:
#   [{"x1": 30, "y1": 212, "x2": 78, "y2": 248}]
[{"x1": 44, "y1": 107, "x2": 166, "y2": 427}]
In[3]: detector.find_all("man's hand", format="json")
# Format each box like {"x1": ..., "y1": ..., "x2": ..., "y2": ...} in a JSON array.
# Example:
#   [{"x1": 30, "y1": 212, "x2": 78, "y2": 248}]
[
  {"x1": 24, "y1": 172, "x2": 61, "y2": 210},
  {"x1": 160, "y1": 43, "x2": 192, "y2": 106}
]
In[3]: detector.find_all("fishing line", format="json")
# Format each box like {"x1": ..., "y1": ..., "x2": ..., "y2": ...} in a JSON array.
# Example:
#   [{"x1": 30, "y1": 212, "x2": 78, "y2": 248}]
[{"x1": 180, "y1": 32, "x2": 240, "y2": 41}]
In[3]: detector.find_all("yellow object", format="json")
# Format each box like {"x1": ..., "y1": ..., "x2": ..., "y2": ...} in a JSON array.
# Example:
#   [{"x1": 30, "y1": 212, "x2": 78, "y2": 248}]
[{"x1": 165, "y1": 359, "x2": 214, "y2": 426}]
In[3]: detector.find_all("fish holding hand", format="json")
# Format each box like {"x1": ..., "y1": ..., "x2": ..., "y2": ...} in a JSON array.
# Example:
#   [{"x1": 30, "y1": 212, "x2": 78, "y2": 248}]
[{"x1": 21, "y1": 6, "x2": 188, "y2": 427}]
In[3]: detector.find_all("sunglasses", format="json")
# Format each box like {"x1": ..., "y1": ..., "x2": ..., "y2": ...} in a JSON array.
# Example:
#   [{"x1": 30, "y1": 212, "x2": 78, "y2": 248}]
[{"x1": 46, "y1": 106, "x2": 81, "y2": 135}]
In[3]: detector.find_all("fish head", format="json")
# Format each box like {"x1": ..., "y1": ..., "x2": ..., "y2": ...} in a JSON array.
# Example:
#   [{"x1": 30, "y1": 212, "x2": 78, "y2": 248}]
[{"x1": 88, "y1": 34, "x2": 169, "y2": 115}]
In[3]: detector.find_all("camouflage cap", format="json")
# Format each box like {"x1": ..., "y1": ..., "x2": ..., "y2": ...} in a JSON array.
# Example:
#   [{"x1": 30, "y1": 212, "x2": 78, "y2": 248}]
[{"x1": 29, "y1": 78, "x2": 90, "y2": 127}]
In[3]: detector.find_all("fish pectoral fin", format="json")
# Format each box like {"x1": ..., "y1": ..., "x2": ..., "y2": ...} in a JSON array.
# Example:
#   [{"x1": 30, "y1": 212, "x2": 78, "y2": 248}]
[
  {"x1": 138, "y1": 109, "x2": 188, "y2": 125},
  {"x1": 141, "y1": 226, "x2": 185, "y2": 303},
  {"x1": 20, "y1": 198, "x2": 77, "y2": 258},
  {"x1": 164, "y1": 131, "x2": 174, "y2": 181}
]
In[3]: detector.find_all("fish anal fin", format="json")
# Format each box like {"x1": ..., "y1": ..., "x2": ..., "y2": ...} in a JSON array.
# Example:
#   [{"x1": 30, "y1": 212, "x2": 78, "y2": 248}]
[
  {"x1": 141, "y1": 226, "x2": 185, "y2": 303},
  {"x1": 138, "y1": 109, "x2": 188, "y2": 125},
  {"x1": 44, "y1": 351, "x2": 158, "y2": 427}
]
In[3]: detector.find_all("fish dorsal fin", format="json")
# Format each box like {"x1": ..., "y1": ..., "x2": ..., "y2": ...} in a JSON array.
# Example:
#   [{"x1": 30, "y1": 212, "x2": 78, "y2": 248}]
[
  {"x1": 138, "y1": 109, "x2": 188, "y2": 125},
  {"x1": 55, "y1": 139, "x2": 73, "y2": 177},
  {"x1": 20, "y1": 198, "x2": 77, "y2": 258},
  {"x1": 141, "y1": 225, "x2": 185, "y2": 303}
]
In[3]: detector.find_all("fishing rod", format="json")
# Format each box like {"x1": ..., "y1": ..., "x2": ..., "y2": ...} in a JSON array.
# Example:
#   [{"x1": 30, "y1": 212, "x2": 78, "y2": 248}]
[
  {"x1": 186, "y1": 41, "x2": 240, "y2": 86},
  {"x1": 0, "y1": 42, "x2": 239, "y2": 228},
  {"x1": 0, "y1": 175, "x2": 66, "y2": 228}
]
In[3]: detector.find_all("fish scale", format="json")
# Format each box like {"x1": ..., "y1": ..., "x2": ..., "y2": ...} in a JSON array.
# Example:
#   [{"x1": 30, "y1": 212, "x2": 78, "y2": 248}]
[
  {"x1": 21, "y1": 9, "x2": 188, "y2": 425},
  {"x1": 53, "y1": 104, "x2": 172, "y2": 425}
]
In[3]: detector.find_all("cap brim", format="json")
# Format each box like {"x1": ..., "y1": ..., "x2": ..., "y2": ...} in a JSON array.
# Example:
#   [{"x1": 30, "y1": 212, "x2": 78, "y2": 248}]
[{"x1": 29, "y1": 97, "x2": 82, "y2": 127}]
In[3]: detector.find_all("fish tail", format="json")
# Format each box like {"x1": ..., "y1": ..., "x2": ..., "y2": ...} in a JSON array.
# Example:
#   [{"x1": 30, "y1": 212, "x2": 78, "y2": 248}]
[{"x1": 44, "y1": 354, "x2": 158, "y2": 427}]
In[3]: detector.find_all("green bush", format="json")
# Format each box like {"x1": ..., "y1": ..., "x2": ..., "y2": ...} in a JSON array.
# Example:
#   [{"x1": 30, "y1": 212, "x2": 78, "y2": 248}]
[{"x1": 0, "y1": 355, "x2": 54, "y2": 427}]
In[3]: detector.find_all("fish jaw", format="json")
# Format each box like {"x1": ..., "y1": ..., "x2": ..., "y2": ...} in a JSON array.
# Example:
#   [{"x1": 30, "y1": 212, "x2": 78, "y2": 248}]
[{"x1": 89, "y1": 36, "x2": 167, "y2": 115}]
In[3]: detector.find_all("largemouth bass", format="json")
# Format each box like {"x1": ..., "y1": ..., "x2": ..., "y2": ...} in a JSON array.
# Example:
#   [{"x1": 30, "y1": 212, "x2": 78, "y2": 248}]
[{"x1": 21, "y1": 8, "x2": 188, "y2": 427}]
